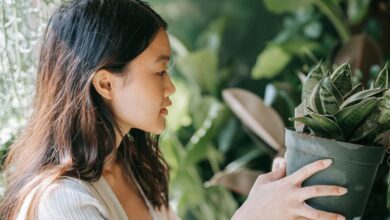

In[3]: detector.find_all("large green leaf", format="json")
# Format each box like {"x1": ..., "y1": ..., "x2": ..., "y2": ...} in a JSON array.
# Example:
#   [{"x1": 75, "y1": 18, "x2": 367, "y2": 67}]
[
  {"x1": 335, "y1": 97, "x2": 379, "y2": 139},
  {"x1": 308, "y1": 111, "x2": 344, "y2": 141},
  {"x1": 281, "y1": 40, "x2": 320, "y2": 56},
  {"x1": 373, "y1": 63, "x2": 389, "y2": 90},
  {"x1": 330, "y1": 63, "x2": 352, "y2": 96},
  {"x1": 320, "y1": 77, "x2": 342, "y2": 115},
  {"x1": 176, "y1": 49, "x2": 218, "y2": 94},
  {"x1": 251, "y1": 45, "x2": 291, "y2": 79},
  {"x1": 302, "y1": 61, "x2": 323, "y2": 102},
  {"x1": 339, "y1": 88, "x2": 385, "y2": 109},
  {"x1": 263, "y1": 0, "x2": 314, "y2": 14}
]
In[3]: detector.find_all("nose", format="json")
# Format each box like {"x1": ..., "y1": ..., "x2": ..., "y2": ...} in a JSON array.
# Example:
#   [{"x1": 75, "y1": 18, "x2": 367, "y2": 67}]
[{"x1": 164, "y1": 75, "x2": 176, "y2": 97}]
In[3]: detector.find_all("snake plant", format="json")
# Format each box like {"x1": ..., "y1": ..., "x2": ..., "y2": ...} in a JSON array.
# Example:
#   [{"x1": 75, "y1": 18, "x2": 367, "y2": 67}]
[{"x1": 291, "y1": 62, "x2": 390, "y2": 145}]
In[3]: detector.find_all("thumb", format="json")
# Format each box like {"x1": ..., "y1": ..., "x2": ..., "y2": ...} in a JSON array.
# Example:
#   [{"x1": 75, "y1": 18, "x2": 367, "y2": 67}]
[
  {"x1": 272, "y1": 157, "x2": 286, "y2": 171},
  {"x1": 255, "y1": 164, "x2": 286, "y2": 185}
]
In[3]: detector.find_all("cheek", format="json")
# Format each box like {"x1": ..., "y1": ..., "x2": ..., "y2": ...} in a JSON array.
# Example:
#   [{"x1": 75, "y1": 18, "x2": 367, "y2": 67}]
[{"x1": 111, "y1": 81, "x2": 164, "y2": 131}]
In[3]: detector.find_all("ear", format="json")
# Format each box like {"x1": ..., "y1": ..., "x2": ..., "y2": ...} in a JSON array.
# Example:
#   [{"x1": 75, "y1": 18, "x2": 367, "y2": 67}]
[{"x1": 92, "y1": 69, "x2": 114, "y2": 100}]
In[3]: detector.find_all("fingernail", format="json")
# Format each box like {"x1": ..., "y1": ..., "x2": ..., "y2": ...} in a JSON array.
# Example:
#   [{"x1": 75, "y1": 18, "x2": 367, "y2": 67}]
[
  {"x1": 277, "y1": 161, "x2": 285, "y2": 169},
  {"x1": 337, "y1": 215, "x2": 345, "y2": 220},
  {"x1": 339, "y1": 187, "x2": 348, "y2": 195},
  {"x1": 322, "y1": 159, "x2": 332, "y2": 167}
]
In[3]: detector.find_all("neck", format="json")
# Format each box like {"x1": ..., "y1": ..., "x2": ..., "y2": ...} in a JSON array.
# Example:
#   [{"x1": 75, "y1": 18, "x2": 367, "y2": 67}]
[{"x1": 103, "y1": 128, "x2": 129, "y2": 173}]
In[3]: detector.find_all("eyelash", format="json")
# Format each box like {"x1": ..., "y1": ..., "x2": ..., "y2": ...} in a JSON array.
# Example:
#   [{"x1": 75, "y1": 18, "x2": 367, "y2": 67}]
[{"x1": 157, "y1": 70, "x2": 167, "y2": 77}]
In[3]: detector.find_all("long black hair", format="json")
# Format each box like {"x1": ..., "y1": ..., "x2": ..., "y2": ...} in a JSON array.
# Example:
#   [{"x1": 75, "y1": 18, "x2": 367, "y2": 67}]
[{"x1": 0, "y1": 0, "x2": 169, "y2": 219}]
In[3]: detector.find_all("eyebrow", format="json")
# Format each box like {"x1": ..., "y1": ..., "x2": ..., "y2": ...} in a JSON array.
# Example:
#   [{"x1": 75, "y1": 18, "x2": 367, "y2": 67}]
[{"x1": 155, "y1": 54, "x2": 170, "y2": 63}]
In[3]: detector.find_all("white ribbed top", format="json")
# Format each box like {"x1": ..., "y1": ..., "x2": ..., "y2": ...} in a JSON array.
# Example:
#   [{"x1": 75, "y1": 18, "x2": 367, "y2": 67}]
[{"x1": 16, "y1": 176, "x2": 179, "y2": 220}]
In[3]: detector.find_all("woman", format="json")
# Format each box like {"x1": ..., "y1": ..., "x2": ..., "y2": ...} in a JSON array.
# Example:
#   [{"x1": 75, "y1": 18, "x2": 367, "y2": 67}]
[{"x1": 0, "y1": 0, "x2": 347, "y2": 219}]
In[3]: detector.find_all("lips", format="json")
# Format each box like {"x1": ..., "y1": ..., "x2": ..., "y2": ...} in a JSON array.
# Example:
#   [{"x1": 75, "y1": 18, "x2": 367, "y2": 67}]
[{"x1": 160, "y1": 108, "x2": 168, "y2": 115}]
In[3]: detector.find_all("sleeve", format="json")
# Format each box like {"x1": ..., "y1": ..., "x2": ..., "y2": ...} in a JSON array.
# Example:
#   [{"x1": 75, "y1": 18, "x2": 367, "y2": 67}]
[{"x1": 36, "y1": 179, "x2": 109, "y2": 220}]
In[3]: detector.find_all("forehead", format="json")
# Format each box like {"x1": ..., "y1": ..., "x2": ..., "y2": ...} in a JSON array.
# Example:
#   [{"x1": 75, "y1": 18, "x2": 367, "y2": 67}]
[{"x1": 134, "y1": 30, "x2": 171, "y2": 64}]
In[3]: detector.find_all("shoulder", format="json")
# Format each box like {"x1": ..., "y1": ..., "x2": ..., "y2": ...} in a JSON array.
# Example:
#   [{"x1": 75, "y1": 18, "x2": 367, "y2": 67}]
[{"x1": 36, "y1": 177, "x2": 109, "y2": 220}]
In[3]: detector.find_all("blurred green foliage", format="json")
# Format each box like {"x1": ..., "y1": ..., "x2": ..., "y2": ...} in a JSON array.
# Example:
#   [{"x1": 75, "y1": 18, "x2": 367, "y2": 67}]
[{"x1": 1, "y1": 0, "x2": 390, "y2": 219}]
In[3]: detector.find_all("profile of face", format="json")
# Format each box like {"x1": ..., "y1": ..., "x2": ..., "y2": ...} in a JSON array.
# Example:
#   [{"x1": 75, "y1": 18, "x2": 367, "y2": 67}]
[{"x1": 92, "y1": 29, "x2": 176, "y2": 135}]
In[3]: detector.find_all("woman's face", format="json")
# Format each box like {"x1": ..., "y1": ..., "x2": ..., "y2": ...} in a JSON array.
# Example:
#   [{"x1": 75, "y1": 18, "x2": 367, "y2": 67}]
[{"x1": 110, "y1": 30, "x2": 176, "y2": 135}]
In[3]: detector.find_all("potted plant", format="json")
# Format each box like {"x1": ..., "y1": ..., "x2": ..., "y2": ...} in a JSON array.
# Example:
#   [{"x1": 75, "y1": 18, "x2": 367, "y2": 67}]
[{"x1": 286, "y1": 61, "x2": 389, "y2": 219}]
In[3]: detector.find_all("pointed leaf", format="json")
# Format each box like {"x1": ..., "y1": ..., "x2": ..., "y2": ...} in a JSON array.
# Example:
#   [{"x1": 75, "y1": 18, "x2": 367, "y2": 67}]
[
  {"x1": 331, "y1": 63, "x2": 352, "y2": 96},
  {"x1": 343, "y1": 83, "x2": 364, "y2": 100},
  {"x1": 335, "y1": 97, "x2": 379, "y2": 139},
  {"x1": 302, "y1": 61, "x2": 324, "y2": 101},
  {"x1": 308, "y1": 112, "x2": 344, "y2": 141},
  {"x1": 378, "y1": 91, "x2": 390, "y2": 128},
  {"x1": 340, "y1": 88, "x2": 385, "y2": 109},
  {"x1": 290, "y1": 116, "x2": 331, "y2": 138},
  {"x1": 349, "y1": 109, "x2": 379, "y2": 143},
  {"x1": 308, "y1": 82, "x2": 323, "y2": 114},
  {"x1": 373, "y1": 63, "x2": 389, "y2": 89},
  {"x1": 320, "y1": 77, "x2": 343, "y2": 115}
]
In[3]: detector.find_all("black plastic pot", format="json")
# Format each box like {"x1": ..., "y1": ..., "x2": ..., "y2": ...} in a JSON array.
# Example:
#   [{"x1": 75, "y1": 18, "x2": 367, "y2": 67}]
[{"x1": 285, "y1": 129, "x2": 386, "y2": 219}]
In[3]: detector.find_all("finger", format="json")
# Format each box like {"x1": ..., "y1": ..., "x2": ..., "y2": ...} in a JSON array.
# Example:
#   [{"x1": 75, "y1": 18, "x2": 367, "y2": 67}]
[
  {"x1": 272, "y1": 157, "x2": 286, "y2": 171},
  {"x1": 299, "y1": 185, "x2": 348, "y2": 200},
  {"x1": 289, "y1": 159, "x2": 332, "y2": 185},
  {"x1": 298, "y1": 203, "x2": 345, "y2": 220},
  {"x1": 255, "y1": 166, "x2": 286, "y2": 185}
]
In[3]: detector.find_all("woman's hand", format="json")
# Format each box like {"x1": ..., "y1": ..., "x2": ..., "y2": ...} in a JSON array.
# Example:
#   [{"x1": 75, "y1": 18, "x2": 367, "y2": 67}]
[{"x1": 232, "y1": 159, "x2": 347, "y2": 220}]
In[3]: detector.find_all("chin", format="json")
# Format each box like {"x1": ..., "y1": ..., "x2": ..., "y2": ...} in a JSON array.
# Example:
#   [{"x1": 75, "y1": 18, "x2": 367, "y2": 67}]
[
  {"x1": 149, "y1": 124, "x2": 166, "y2": 135},
  {"x1": 153, "y1": 127, "x2": 166, "y2": 135}
]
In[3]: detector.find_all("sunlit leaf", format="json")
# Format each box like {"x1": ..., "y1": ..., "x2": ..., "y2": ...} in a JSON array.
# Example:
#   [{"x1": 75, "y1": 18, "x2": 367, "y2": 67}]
[
  {"x1": 251, "y1": 45, "x2": 291, "y2": 79},
  {"x1": 176, "y1": 49, "x2": 218, "y2": 94}
]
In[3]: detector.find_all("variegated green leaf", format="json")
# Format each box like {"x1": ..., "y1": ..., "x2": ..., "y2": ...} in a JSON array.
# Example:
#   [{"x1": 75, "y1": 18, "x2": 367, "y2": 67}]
[
  {"x1": 308, "y1": 111, "x2": 344, "y2": 141},
  {"x1": 378, "y1": 91, "x2": 390, "y2": 127},
  {"x1": 343, "y1": 83, "x2": 363, "y2": 100},
  {"x1": 331, "y1": 63, "x2": 352, "y2": 96},
  {"x1": 339, "y1": 88, "x2": 384, "y2": 109},
  {"x1": 335, "y1": 97, "x2": 379, "y2": 139},
  {"x1": 349, "y1": 109, "x2": 379, "y2": 143},
  {"x1": 290, "y1": 116, "x2": 331, "y2": 138},
  {"x1": 320, "y1": 77, "x2": 342, "y2": 115},
  {"x1": 302, "y1": 61, "x2": 324, "y2": 102},
  {"x1": 308, "y1": 82, "x2": 324, "y2": 114},
  {"x1": 373, "y1": 63, "x2": 389, "y2": 89}
]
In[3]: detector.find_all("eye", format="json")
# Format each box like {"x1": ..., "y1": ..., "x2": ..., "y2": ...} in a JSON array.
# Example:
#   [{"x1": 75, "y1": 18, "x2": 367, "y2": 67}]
[{"x1": 157, "y1": 70, "x2": 167, "y2": 77}]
